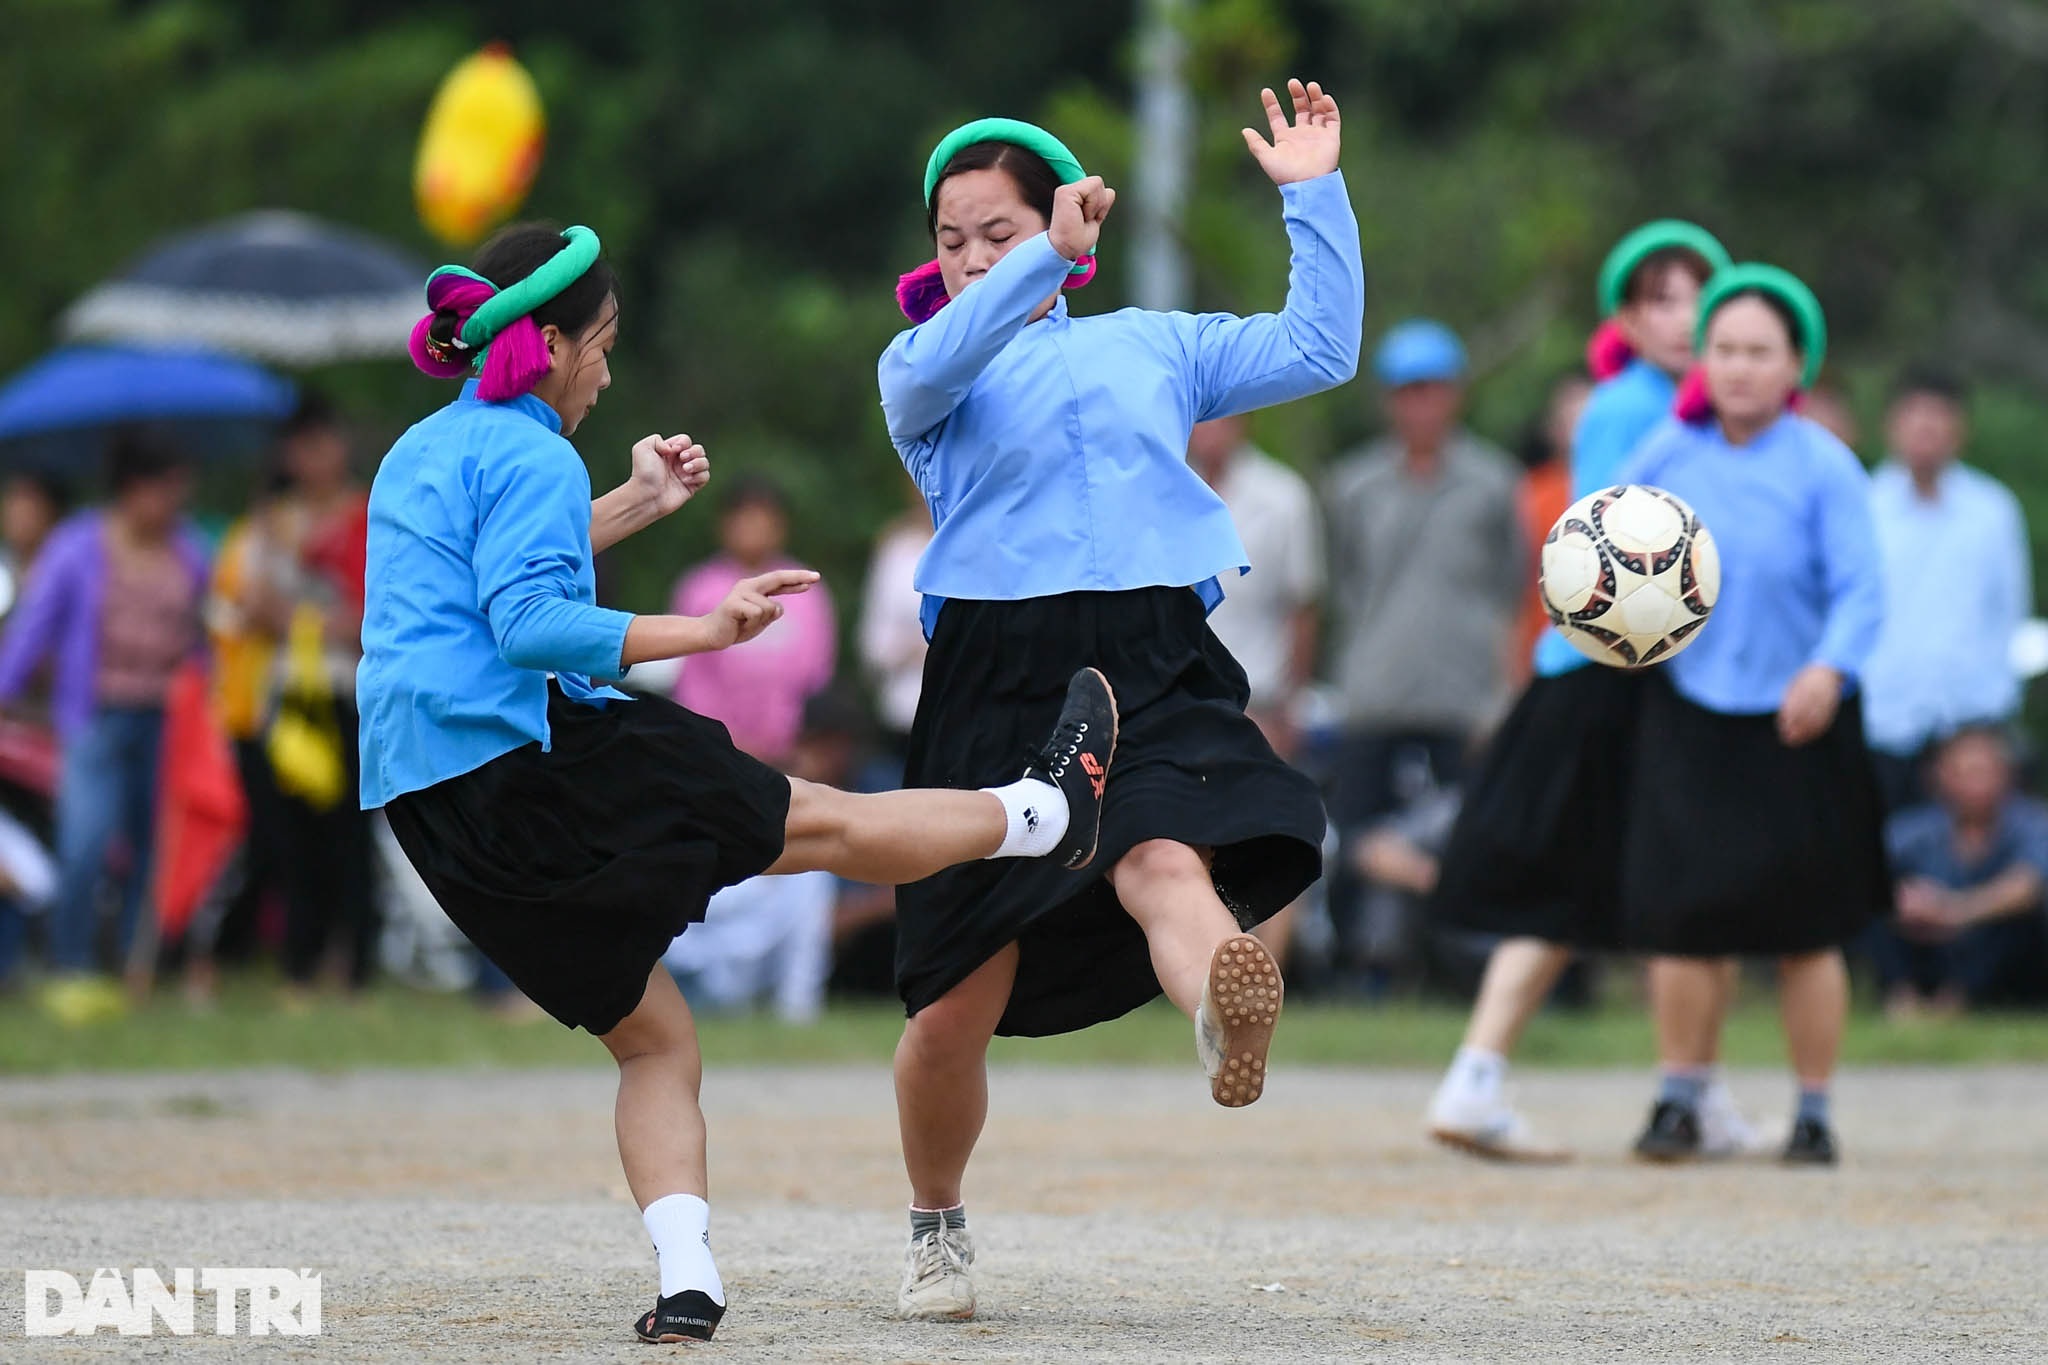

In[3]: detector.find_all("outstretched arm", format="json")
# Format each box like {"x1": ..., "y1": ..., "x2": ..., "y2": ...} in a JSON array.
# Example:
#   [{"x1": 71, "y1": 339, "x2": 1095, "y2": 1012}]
[{"x1": 1187, "y1": 80, "x2": 1364, "y2": 420}]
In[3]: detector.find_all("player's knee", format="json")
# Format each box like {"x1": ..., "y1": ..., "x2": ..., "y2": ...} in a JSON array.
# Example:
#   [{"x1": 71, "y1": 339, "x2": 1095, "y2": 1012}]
[{"x1": 1115, "y1": 838, "x2": 1207, "y2": 892}]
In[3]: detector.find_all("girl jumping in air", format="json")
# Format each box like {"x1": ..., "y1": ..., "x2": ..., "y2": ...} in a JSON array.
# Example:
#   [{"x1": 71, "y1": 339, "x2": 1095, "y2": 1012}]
[{"x1": 879, "y1": 79, "x2": 1364, "y2": 1319}]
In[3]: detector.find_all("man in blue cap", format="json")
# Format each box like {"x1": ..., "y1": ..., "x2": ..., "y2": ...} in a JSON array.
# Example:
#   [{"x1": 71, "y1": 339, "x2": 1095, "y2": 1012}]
[{"x1": 1322, "y1": 319, "x2": 1523, "y2": 992}]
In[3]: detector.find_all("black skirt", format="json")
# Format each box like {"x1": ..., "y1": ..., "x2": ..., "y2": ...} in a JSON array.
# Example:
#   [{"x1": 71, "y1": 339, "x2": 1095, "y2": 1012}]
[
  {"x1": 384, "y1": 684, "x2": 791, "y2": 1034},
  {"x1": 1431, "y1": 666, "x2": 1645, "y2": 950},
  {"x1": 898, "y1": 587, "x2": 1326, "y2": 1037},
  {"x1": 1616, "y1": 677, "x2": 1891, "y2": 956}
]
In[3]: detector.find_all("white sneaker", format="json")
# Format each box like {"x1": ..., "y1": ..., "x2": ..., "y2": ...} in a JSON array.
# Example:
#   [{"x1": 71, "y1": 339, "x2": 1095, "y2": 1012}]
[
  {"x1": 1195, "y1": 934, "x2": 1282, "y2": 1107},
  {"x1": 1426, "y1": 1086, "x2": 1572, "y2": 1163},
  {"x1": 1699, "y1": 1077, "x2": 1769, "y2": 1159},
  {"x1": 897, "y1": 1217, "x2": 976, "y2": 1321}
]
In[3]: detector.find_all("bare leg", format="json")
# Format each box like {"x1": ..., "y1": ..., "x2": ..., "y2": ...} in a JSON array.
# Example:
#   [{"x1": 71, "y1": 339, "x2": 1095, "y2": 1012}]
[
  {"x1": 1779, "y1": 949, "x2": 1847, "y2": 1088},
  {"x1": 895, "y1": 945, "x2": 1018, "y2": 1209},
  {"x1": 1108, "y1": 839, "x2": 1241, "y2": 1017},
  {"x1": 599, "y1": 968, "x2": 708, "y2": 1208},
  {"x1": 1463, "y1": 938, "x2": 1574, "y2": 1056},
  {"x1": 769, "y1": 779, "x2": 1005, "y2": 883},
  {"x1": 1649, "y1": 956, "x2": 1722, "y2": 1070},
  {"x1": 1251, "y1": 898, "x2": 1299, "y2": 968}
]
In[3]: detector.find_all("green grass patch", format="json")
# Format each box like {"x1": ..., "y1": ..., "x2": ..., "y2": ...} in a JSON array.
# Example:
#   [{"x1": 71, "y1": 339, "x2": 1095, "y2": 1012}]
[{"x1": 2, "y1": 974, "x2": 2046, "y2": 1074}]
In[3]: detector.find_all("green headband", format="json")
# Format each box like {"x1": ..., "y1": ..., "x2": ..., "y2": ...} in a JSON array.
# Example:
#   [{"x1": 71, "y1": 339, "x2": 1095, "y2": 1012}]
[
  {"x1": 427, "y1": 224, "x2": 602, "y2": 352},
  {"x1": 1596, "y1": 219, "x2": 1731, "y2": 317},
  {"x1": 923, "y1": 118, "x2": 1092, "y2": 278},
  {"x1": 1696, "y1": 262, "x2": 1828, "y2": 389}
]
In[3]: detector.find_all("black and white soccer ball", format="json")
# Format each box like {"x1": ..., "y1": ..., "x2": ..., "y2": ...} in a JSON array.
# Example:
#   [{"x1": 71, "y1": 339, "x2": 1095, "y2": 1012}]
[{"x1": 1540, "y1": 484, "x2": 1719, "y2": 669}]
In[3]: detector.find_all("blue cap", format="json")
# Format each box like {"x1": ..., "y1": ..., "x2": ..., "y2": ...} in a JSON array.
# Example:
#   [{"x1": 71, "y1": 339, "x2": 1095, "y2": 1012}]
[{"x1": 1373, "y1": 319, "x2": 1467, "y2": 387}]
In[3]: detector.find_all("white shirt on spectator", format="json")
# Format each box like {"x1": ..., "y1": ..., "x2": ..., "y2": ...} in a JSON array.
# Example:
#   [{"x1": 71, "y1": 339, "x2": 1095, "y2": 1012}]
[
  {"x1": 662, "y1": 871, "x2": 837, "y2": 1022},
  {"x1": 1208, "y1": 446, "x2": 1325, "y2": 704},
  {"x1": 859, "y1": 518, "x2": 932, "y2": 735}
]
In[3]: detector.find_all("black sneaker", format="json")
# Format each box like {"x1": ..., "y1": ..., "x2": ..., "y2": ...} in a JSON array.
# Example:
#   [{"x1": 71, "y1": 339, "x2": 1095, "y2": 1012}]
[
  {"x1": 1781, "y1": 1116, "x2": 1839, "y2": 1166},
  {"x1": 1632, "y1": 1099, "x2": 1702, "y2": 1163},
  {"x1": 633, "y1": 1289, "x2": 724, "y2": 1344},
  {"x1": 1025, "y1": 667, "x2": 1119, "y2": 870}
]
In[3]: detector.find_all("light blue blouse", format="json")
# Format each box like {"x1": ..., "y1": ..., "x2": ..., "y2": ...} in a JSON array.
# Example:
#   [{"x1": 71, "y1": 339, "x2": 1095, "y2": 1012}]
[
  {"x1": 1533, "y1": 358, "x2": 1679, "y2": 678},
  {"x1": 879, "y1": 171, "x2": 1365, "y2": 637},
  {"x1": 357, "y1": 381, "x2": 632, "y2": 809},
  {"x1": 1619, "y1": 412, "x2": 1884, "y2": 716}
]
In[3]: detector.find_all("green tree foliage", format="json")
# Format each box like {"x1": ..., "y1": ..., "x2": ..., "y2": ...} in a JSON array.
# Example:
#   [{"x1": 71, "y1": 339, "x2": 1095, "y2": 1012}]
[{"x1": 5, "y1": 0, "x2": 2046, "y2": 655}]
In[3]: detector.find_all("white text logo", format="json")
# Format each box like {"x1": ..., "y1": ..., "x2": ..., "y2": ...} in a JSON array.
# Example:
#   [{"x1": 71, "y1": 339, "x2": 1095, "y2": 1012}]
[{"x1": 24, "y1": 1268, "x2": 321, "y2": 1336}]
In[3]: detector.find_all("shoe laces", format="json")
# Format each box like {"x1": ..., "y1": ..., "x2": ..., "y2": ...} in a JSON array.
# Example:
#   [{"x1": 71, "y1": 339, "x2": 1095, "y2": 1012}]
[
  {"x1": 907, "y1": 1223, "x2": 972, "y2": 1284},
  {"x1": 1033, "y1": 717, "x2": 1089, "y2": 783}
]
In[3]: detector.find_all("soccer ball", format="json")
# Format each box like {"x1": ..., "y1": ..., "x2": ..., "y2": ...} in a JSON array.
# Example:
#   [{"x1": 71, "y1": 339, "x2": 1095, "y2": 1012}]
[{"x1": 1540, "y1": 484, "x2": 1719, "y2": 668}]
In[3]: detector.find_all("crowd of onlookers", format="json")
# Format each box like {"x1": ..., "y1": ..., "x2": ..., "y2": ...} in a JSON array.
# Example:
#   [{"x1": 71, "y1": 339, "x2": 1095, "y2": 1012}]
[{"x1": 0, "y1": 325, "x2": 2044, "y2": 1023}]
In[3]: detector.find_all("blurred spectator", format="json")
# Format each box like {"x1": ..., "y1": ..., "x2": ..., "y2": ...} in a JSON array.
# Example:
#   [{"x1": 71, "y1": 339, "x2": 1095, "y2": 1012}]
[
  {"x1": 192, "y1": 466, "x2": 297, "y2": 983},
  {"x1": 1323, "y1": 320, "x2": 1523, "y2": 985},
  {"x1": 790, "y1": 687, "x2": 898, "y2": 999},
  {"x1": 1509, "y1": 373, "x2": 1592, "y2": 683},
  {"x1": 859, "y1": 479, "x2": 932, "y2": 764},
  {"x1": 1352, "y1": 776, "x2": 1464, "y2": 981},
  {"x1": 1802, "y1": 382, "x2": 1859, "y2": 450},
  {"x1": 0, "y1": 432, "x2": 206, "y2": 978},
  {"x1": 1187, "y1": 414, "x2": 1325, "y2": 743},
  {"x1": 0, "y1": 472, "x2": 70, "y2": 605},
  {"x1": 1188, "y1": 413, "x2": 1325, "y2": 967},
  {"x1": 233, "y1": 396, "x2": 375, "y2": 996},
  {"x1": 663, "y1": 869, "x2": 837, "y2": 1022},
  {"x1": 671, "y1": 475, "x2": 836, "y2": 765},
  {"x1": 1862, "y1": 367, "x2": 2030, "y2": 810},
  {"x1": 1870, "y1": 726, "x2": 2048, "y2": 1016}
]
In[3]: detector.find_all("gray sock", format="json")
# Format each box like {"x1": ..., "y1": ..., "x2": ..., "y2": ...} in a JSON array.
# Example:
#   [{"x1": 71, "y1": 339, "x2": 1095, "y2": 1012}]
[{"x1": 910, "y1": 1204, "x2": 966, "y2": 1240}]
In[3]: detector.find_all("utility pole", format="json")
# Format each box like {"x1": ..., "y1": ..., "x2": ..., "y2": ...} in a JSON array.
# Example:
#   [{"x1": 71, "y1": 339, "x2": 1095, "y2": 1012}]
[{"x1": 1132, "y1": 0, "x2": 1192, "y2": 312}]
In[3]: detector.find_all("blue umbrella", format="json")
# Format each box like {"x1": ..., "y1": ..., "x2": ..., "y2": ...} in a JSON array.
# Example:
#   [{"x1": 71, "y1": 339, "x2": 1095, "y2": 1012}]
[
  {"x1": 0, "y1": 346, "x2": 297, "y2": 474},
  {"x1": 61, "y1": 210, "x2": 425, "y2": 366},
  {"x1": 0, "y1": 347, "x2": 296, "y2": 441}
]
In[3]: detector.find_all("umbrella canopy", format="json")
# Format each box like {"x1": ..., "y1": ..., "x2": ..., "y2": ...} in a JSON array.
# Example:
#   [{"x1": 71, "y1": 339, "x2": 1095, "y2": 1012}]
[
  {"x1": 61, "y1": 210, "x2": 426, "y2": 367},
  {"x1": 0, "y1": 346, "x2": 296, "y2": 441}
]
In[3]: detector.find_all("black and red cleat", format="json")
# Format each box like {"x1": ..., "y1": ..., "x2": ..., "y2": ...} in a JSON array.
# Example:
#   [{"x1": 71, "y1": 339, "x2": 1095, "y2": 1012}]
[
  {"x1": 633, "y1": 1289, "x2": 724, "y2": 1344},
  {"x1": 1024, "y1": 667, "x2": 1119, "y2": 870}
]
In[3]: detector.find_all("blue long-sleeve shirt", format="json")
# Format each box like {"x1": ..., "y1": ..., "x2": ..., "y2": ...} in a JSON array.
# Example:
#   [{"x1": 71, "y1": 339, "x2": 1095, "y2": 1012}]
[
  {"x1": 357, "y1": 381, "x2": 633, "y2": 809},
  {"x1": 1618, "y1": 413, "x2": 1884, "y2": 716},
  {"x1": 879, "y1": 171, "x2": 1364, "y2": 637},
  {"x1": 1533, "y1": 359, "x2": 1678, "y2": 678}
]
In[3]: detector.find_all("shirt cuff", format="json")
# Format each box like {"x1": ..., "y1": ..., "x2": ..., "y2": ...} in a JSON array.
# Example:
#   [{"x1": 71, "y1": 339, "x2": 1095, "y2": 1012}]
[
  {"x1": 1280, "y1": 169, "x2": 1349, "y2": 210},
  {"x1": 556, "y1": 605, "x2": 636, "y2": 682}
]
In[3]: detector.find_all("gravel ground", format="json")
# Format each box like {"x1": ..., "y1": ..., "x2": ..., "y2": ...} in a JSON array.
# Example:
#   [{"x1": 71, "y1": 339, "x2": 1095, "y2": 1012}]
[{"x1": 1, "y1": 1063, "x2": 2044, "y2": 1362}]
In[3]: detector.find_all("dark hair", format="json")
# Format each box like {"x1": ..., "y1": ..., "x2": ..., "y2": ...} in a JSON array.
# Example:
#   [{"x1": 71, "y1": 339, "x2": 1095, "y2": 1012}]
[
  {"x1": 469, "y1": 221, "x2": 619, "y2": 340},
  {"x1": 280, "y1": 389, "x2": 339, "y2": 440},
  {"x1": 926, "y1": 142, "x2": 1061, "y2": 238},
  {"x1": 1890, "y1": 363, "x2": 1968, "y2": 409},
  {"x1": 1621, "y1": 245, "x2": 1715, "y2": 307},
  {"x1": 105, "y1": 429, "x2": 189, "y2": 495},
  {"x1": 5, "y1": 471, "x2": 72, "y2": 518},
  {"x1": 1712, "y1": 287, "x2": 1805, "y2": 355},
  {"x1": 720, "y1": 472, "x2": 790, "y2": 519}
]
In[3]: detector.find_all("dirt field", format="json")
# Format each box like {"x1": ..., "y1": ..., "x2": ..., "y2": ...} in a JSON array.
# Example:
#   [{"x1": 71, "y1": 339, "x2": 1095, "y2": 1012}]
[{"x1": 2, "y1": 1063, "x2": 2044, "y2": 1362}]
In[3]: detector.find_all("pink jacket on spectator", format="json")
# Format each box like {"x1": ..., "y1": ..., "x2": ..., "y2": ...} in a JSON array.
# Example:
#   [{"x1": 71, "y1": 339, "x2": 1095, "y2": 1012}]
[{"x1": 670, "y1": 554, "x2": 836, "y2": 763}]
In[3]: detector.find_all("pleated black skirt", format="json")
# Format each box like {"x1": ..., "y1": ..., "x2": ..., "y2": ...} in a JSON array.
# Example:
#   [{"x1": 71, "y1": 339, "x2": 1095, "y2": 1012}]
[
  {"x1": 1617, "y1": 677, "x2": 1891, "y2": 955},
  {"x1": 1431, "y1": 665, "x2": 1645, "y2": 950},
  {"x1": 385, "y1": 685, "x2": 791, "y2": 1034},
  {"x1": 898, "y1": 587, "x2": 1326, "y2": 1037}
]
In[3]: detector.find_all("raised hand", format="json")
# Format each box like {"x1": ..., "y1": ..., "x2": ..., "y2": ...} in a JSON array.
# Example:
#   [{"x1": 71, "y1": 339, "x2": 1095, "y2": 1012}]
[
  {"x1": 629, "y1": 433, "x2": 710, "y2": 518},
  {"x1": 1049, "y1": 175, "x2": 1116, "y2": 263},
  {"x1": 704, "y1": 568, "x2": 820, "y2": 649},
  {"x1": 1241, "y1": 78, "x2": 1341, "y2": 186}
]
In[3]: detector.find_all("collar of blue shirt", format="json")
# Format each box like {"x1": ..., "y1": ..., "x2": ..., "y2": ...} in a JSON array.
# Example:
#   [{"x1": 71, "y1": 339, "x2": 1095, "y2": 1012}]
[{"x1": 458, "y1": 378, "x2": 563, "y2": 434}]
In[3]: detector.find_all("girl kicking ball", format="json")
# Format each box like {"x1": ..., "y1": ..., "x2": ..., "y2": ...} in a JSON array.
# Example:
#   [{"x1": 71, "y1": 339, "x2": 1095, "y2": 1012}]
[{"x1": 362, "y1": 222, "x2": 1117, "y2": 1343}]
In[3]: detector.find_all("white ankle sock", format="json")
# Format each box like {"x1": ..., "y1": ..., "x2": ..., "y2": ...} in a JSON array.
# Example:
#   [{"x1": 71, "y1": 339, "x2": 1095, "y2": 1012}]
[
  {"x1": 1449, "y1": 1046, "x2": 1507, "y2": 1101},
  {"x1": 643, "y1": 1193, "x2": 725, "y2": 1304},
  {"x1": 980, "y1": 777, "x2": 1068, "y2": 858}
]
